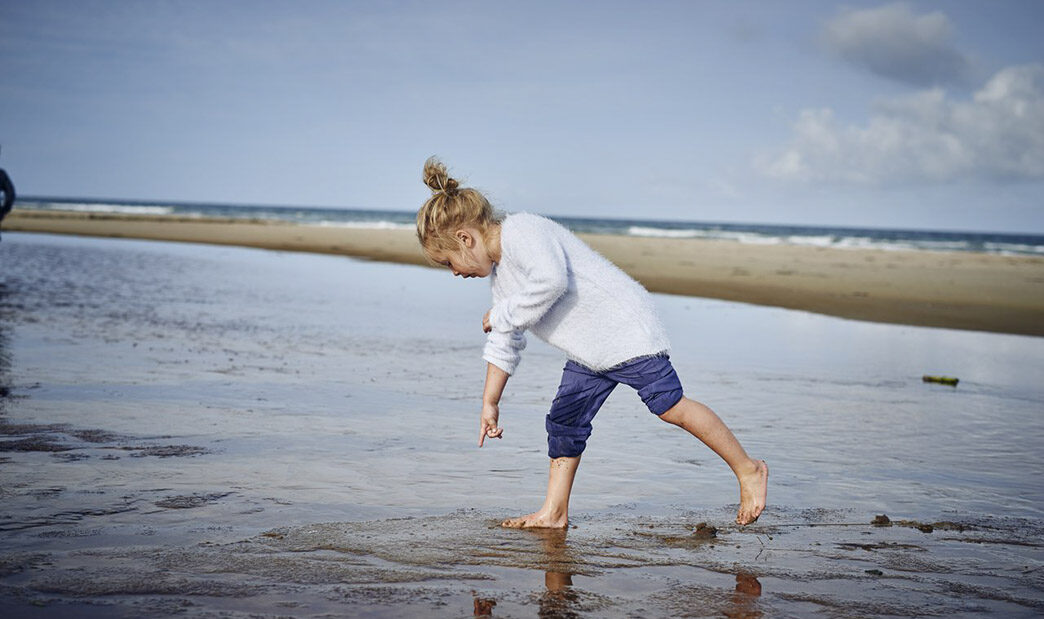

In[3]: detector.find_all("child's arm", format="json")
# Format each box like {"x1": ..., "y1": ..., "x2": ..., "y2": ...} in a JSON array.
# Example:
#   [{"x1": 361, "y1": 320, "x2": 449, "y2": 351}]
[
  {"x1": 479, "y1": 362, "x2": 509, "y2": 447},
  {"x1": 482, "y1": 323, "x2": 527, "y2": 377}
]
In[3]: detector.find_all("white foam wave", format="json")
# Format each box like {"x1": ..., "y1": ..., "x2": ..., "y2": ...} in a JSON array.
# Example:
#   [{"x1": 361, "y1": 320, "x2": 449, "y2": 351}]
[
  {"x1": 788, "y1": 234, "x2": 835, "y2": 247},
  {"x1": 626, "y1": 226, "x2": 781, "y2": 244},
  {"x1": 982, "y1": 241, "x2": 1044, "y2": 255},
  {"x1": 624, "y1": 226, "x2": 1039, "y2": 254},
  {"x1": 315, "y1": 220, "x2": 414, "y2": 230},
  {"x1": 626, "y1": 226, "x2": 704, "y2": 238},
  {"x1": 38, "y1": 202, "x2": 175, "y2": 216},
  {"x1": 832, "y1": 237, "x2": 913, "y2": 251}
]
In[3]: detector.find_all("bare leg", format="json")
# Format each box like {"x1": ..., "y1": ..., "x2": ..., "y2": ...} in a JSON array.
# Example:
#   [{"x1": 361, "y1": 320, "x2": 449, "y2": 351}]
[
  {"x1": 502, "y1": 456, "x2": 580, "y2": 528},
  {"x1": 659, "y1": 397, "x2": 768, "y2": 525}
]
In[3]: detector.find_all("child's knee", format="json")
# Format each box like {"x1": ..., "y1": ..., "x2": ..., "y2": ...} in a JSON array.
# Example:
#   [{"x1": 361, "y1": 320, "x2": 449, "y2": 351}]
[
  {"x1": 546, "y1": 416, "x2": 592, "y2": 458},
  {"x1": 656, "y1": 397, "x2": 690, "y2": 426},
  {"x1": 547, "y1": 435, "x2": 587, "y2": 458},
  {"x1": 633, "y1": 359, "x2": 684, "y2": 415},
  {"x1": 646, "y1": 387, "x2": 684, "y2": 416}
]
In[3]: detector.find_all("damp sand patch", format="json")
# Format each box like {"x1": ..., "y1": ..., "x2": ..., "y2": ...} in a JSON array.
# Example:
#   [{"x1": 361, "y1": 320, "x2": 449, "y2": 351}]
[
  {"x1": 153, "y1": 492, "x2": 232, "y2": 510},
  {"x1": 0, "y1": 421, "x2": 209, "y2": 459},
  {"x1": 128, "y1": 445, "x2": 209, "y2": 458},
  {"x1": 0, "y1": 421, "x2": 217, "y2": 537}
]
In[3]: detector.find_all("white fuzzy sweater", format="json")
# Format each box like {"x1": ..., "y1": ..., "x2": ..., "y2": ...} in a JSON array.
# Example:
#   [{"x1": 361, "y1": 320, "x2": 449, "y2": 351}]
[{"x1": 483, "y1": 213, "x2": 670, "y2": 375}]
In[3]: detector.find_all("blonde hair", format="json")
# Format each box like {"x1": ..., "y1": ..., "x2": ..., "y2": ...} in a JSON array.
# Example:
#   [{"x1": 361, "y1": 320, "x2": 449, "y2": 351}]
[{"x1": 416, "y1": 157, "x2": 501, "y2": 259}]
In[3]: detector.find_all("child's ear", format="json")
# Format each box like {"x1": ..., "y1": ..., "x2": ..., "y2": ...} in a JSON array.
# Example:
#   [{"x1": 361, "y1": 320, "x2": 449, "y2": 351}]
[{"x1": 455, "y1": 229, "x2": 473, "y2": 248}]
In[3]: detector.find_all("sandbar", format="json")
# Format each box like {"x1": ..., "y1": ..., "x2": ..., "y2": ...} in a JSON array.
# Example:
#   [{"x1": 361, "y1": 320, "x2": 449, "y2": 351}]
[{"x1": 5, "y1": 209, "x2": 1043, "y2": 336}]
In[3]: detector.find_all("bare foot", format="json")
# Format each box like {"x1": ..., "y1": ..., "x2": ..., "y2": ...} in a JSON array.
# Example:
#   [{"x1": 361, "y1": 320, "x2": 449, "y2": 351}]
[
  {"x1": 501, "y1": 509, "x2": 567, "y2": 529},
  {"x1": 736, "y1": 459, "x2": 768, "y2": 525}
]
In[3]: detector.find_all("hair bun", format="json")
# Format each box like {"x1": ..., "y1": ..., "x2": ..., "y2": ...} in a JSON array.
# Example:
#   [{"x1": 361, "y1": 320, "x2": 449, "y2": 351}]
[{"x1": 422, "y1": 156, "x2": 460, "y2": 194}]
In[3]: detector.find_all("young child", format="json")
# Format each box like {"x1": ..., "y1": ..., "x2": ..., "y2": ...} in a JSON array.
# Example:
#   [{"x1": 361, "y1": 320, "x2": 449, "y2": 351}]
[{"x1": 416, "y1": 157, "x2": 768, "y2": 528}]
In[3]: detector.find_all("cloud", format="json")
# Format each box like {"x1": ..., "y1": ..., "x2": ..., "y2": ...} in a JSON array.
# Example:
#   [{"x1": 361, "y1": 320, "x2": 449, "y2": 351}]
[
  {"x1": 757, "y1": 64, "x2": 1044, "y2": 185},
  {"x1": 823, "y1": 3, "x2": 971, "y2": 87}
]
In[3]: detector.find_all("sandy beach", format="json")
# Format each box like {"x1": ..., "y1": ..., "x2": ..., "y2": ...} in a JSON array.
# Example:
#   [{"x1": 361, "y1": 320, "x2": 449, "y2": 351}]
[{"x1": 5, "y1": 209, "x2": 1043, "y2": 337}]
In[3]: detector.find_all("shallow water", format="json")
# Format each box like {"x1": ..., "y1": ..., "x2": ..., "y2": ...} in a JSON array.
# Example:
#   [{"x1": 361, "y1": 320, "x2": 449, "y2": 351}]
[{"x1": 1, "y1": 232, "x2": 1042, "y2": 616}]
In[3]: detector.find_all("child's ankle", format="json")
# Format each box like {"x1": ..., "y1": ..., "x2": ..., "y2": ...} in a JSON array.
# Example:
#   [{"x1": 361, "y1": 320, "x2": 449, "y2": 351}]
[
  {"x1": 735, "y1": 458, "x2": 761, "y2": 478},
  {"x1": 534, "y1": 503, "x2": 567, "y2": 523},
  {"x1": 542, "y1": 505, "x2": 568, "y2": 520}
]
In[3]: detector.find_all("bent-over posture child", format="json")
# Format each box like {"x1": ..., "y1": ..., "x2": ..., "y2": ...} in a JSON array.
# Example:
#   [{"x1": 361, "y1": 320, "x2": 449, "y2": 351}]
[{"x1": 416, "y1": 157, "x2": 768, "y2": 527}]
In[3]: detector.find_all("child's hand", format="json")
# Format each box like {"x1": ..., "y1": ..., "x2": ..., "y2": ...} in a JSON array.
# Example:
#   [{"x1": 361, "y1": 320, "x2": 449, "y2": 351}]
[
  {"x1": 479, "y1": 402, "x2": 503, "y2": 446},
  {"x1": 482, "y1": 309, "x2": 492, "y2": 333}
]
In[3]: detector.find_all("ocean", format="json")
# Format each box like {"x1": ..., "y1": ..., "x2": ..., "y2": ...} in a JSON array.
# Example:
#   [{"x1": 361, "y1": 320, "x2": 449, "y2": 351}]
[{"x1": 16, "y1": 196, "x2": 1044, "y2": 256}]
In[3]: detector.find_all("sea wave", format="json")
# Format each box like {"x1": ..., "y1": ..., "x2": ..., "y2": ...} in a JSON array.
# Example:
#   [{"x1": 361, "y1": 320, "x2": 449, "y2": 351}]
[
  {"x1": 34, "y1": 201, "x2": 175, "y2": 216},
  {"x1": 831, "y1": 236, "x2": 973, "y2": 252},
  {"x1": 983, "y1": 241, "x2": 1044, "y2": 255},
  {"x1": 626, "y1": 226, "x2": 853, "y2": 248},
  {"x1": 624, "y1": 224, "x2": 1044, "y2": 255},
  {"x1": 315, "y1": 220, "x2": 415, "y2": 230},
  {"x1": 625, "y1": 226, "x2": 781, "y2": 245},
  {"x1": 626, "y1": 226, "x2": 705, "y2": 239}
]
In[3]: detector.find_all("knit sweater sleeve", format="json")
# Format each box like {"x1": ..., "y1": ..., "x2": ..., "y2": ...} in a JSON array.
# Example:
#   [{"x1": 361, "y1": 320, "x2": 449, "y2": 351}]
[
  {"x1": 486, "y1": 222, "x2": 569, "y2": 334},
  {"x1": 482, "y1": 329, "x2": 527, "y2": 375}
]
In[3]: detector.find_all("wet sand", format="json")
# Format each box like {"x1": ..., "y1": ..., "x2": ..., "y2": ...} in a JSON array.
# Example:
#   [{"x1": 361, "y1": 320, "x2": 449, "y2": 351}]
[
  {"x1": 4, "y1": 509, "x2": 1041, "y2": 617},
  {"x1": 6, "y1": 209, "x2": 1044, "y2": 336},
  {"x1": 1, "y1": 233, "x2": 1042, "y2": 616}
]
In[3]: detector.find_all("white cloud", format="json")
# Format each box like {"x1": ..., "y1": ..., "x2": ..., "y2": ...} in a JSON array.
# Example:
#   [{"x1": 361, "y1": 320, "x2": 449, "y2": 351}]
[
  {"x1": 823, "y1": 3, "x2": 971, "y2": 86},
  {"x1": 757, "y1": 64, "x2": 1044, "y2": 185}
]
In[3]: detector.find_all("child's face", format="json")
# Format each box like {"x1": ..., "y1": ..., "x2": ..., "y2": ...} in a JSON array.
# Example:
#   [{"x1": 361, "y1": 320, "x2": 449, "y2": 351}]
[
  {"x1": 431, "y1": 247, "x2": 493, "y2": 279},
  {"x1": 431, "y1": 230, "x2": 494, "y2": 279}
]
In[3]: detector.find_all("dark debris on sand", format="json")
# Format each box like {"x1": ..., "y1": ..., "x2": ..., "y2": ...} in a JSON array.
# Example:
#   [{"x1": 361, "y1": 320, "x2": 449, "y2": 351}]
[
  {"x1": 872, "y1": 513, "x2": 973, "y2": 534},
  {"x1": 129, "y1": 445, "x2": 209, "y2": 458},
  {"x1": 153, "y1": 492, "x2": 232, "y2": 510}
]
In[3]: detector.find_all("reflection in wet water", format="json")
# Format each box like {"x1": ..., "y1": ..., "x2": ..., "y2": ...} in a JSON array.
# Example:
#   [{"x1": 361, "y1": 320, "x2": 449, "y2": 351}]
[
  {"x1": 472, "y1": 594, "x2": 497, "y2": 616},
  {"x1": 470, "y1": 523, "x2": 765, "y2": 618},
  {"x1": 514, "y1": 528, "x2": 762, "y2": 619},
  {"x1": 0, "y1": 283, "x2": 11, "y2": 399},
  {"x1": 728, "y1": 572, "x2": 763, "y2": 619},
  {"x1": 531, "y1": 529, "x2": 581, "y2": 618}
]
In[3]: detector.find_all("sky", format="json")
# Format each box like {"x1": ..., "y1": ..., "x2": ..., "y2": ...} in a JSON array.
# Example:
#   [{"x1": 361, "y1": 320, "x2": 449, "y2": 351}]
[{"x1": 1, "y1": 0, "x2": 1042, "y2": 233}]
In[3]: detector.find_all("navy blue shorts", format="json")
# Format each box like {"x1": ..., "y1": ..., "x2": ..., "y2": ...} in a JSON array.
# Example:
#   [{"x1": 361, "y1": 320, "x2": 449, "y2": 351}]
[{"x1": 545, "y1": 355, "x2": 684, "y2": 458}]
